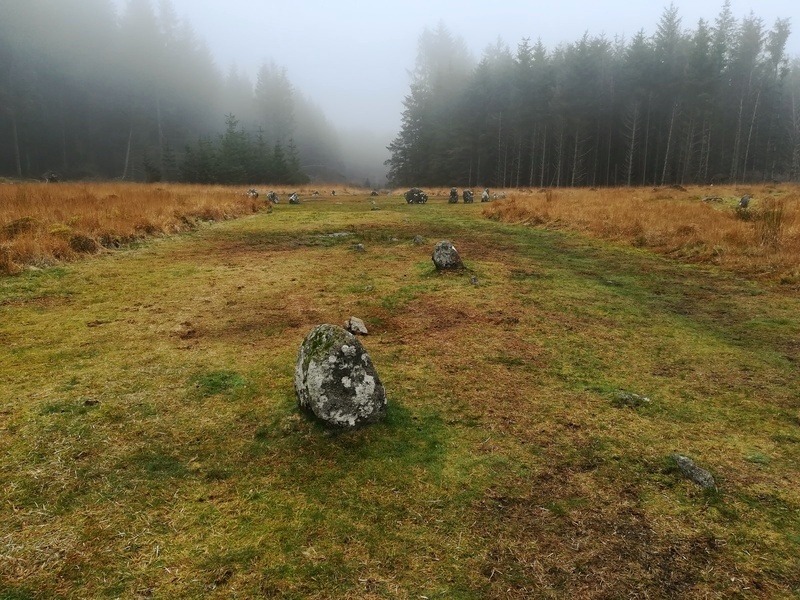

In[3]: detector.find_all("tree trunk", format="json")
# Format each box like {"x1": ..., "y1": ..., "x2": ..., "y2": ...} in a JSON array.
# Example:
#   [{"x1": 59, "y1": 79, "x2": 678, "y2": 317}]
[
  {"x1": 742, "y1": 88, "x2": 761, "y2": 182},
  {"x1": 122, "y1": 121, "x2": 134, "y2": 180},
  {"x1": 495, "y1": 112, "x2": 502, "y2": 187},
  {"x1": 625, "y1": 102, "x2": 639, "y2": 187},
  {"x1": 156, "y1": 95, "x2": 165, "y2": 172},
  {"x1": 571, "y1": 125, "x2": 581, "y2": 187},
  {"x1": 661, "y1": 101, "x2": 677, "y2": 186},
  {"x1": 10, "y1": 110, "x2": 22, "y2": 178},
  {"x1": 528, "y1": 127, "x2": 537, "y2": 188},
  {"x1": 591, "y1": 123, "x2": 600, "y2": 187},
  {"x1": 730, "y1": 96, "x2": 744, "y2": 182},
  {"x1": 554, "y1": 124, "x2": 564, "y2": 187},
  {"x1": 699, "y1": 118, "x2": 711, "y2": 183},
  {"x1": 539, "y1": 125, "x2": 547, "y2": 188},
  {"x1": 792, "y1": 84, "x2": 800, "y2": 181},
  {"x1": 642, "y1": 94, "x2": 651, "y2": 186},
  {"x1": 680, "y1": 116, "x2": 695, "y2": 185}
]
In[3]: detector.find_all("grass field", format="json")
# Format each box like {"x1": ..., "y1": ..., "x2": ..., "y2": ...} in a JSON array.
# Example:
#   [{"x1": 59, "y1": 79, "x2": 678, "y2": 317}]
[{"x1": 1, "y1": 187, "x2": 799, "y2": 598}]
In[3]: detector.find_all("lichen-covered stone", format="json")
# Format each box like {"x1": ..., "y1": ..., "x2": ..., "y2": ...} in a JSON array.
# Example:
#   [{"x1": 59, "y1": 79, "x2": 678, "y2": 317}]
[
  {"x1": 670, "y1": 454, "x2": 717, "y2": 490},
  {"x1": 404, "y1": 188, "x2": 428, "y2": 204},
  {"x1": 432, "y1": 240, "x2": 464, "y2": 270},
  {"x1": 294, "y1": 324, "x2": 386, "y2": 429}
]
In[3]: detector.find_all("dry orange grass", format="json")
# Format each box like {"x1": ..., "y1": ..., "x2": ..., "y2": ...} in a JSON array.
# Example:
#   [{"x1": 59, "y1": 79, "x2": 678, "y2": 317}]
[
  {"x1": 0, "y1": 182, "x2": 358, "y2": 275},
  {"x1": 482, "y1": 185, "x2": 800, "y2": 283}
]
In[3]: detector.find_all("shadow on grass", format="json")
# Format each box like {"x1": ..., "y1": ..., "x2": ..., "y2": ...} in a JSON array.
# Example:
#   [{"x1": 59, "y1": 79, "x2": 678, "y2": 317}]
[{"x1": 252, "y1": 401, "x2": 447, "y2": 476}]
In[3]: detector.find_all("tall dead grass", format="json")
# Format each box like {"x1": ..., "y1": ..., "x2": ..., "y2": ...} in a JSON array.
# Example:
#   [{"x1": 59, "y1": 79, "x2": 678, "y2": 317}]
[
  {"x1": 0, "y1": 182, "x2": 308, "y2": 274},
  {"x1": 483, "y1": 185, "x2": 800, "y2": 283}
]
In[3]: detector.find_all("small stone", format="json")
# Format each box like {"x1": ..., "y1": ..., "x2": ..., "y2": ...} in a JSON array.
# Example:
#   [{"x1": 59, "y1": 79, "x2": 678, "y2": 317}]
[
  {"x1": 412, "y1": 235, "x2": 426, "y2": 245},
  {"x1": 352, "y1": 243, "x2": 365, "y2": 252},
  {"x1": 470, "y1": 276, "x2": 479, "y2": 285},
  {"x1": 432, "y1": 240, "x2": 464, "y2": 270},
  {"x1": 612, "y1": 391, "x2": 651, "y2": 408},
  {"x1": 371, "y1": 206, "x2": 381, "y2": 211},
  {"x1": 345, "y1": 317, "x2": 368, "y2": 335},
  {"x1": 670, "y1": 454, "x2": 717, "y2": 490}
]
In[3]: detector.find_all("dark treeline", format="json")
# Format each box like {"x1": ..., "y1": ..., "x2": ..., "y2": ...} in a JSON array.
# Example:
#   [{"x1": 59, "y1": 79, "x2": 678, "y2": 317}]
[
  {"x1": 386, "y1": 4, "x2": 800, "y2": 188},
  {"x1": 0, "y1": 0, "x2": 343, "y2": 183}
]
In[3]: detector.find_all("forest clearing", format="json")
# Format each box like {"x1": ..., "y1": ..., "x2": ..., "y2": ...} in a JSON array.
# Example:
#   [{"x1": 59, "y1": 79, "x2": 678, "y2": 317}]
[
  {"x1": 2, "y1": 182, "x2": 799, "y2": 281},
  {"x1": 1, "y1": 186, "x2": 799, "y2": 598}
]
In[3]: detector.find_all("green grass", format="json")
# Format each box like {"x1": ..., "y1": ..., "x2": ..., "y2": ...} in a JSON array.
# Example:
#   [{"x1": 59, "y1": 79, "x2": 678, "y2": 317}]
[{"x1": 1, "y1": 193, "x2": 799, "y2": 598}]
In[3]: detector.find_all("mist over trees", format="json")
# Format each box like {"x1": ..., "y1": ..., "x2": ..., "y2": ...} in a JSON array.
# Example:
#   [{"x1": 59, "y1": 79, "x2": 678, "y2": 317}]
[
  {"x1": 4, "y1": 2, "x2": 798, "y2": 188},
  {"x1": 386, "y1": 5, "x2": 800, "y2": 187},
  {"x1": 0, "y1": 0, "x2": 353, "y2": 184}
]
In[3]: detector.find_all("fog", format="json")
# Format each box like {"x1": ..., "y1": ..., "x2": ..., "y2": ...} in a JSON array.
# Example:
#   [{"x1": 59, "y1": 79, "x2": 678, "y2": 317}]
[
  {"x1": 164, "y1": 0, "x2": 798, "y2": 133},
  {"x1": 127, "y1": 0, "x2": 799, "y2": 183},
  {"x1": 2, "y1": 0, "x2": 797, "y2": 184}
]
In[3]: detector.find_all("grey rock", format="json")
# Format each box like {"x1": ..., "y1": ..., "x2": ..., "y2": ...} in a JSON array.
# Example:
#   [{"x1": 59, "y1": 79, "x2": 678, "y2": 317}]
[
  {"x1": 294, "y1": 324, "x2": 387, "y2": 429},
  {"x1": 352, "y1": 243, "x2": 365, "y2": 252},
  {"x1": 671, "y1": 454, "x2": 717, "y2": 490},
  {"x1": 288, "y1": 192, "x2": 300, "y2": 204},
  {"x1": 345, "y1": 316, "x2": 368, "y2": 335},
  {"x1": 404, "y1": 188, "x2": 428, "y2": 204},
  {"x1": 470, "y1": 276, "x2": 479, "y2": 285},
  {"x1": 432, "y1": 240, "x2": 464, "y2": 270},
  {"x1": 612, "y1": 391, "x2": 651, "y2": 408},
  {"x1": 412, "y1": 235, "x2": 426, "y2": 246},
  {"x1": 462, "y1": 189, "x2": 474, "y2": 203},
  {"x1": 449, "y1": 187, "x2": 459, "y2": 203}
]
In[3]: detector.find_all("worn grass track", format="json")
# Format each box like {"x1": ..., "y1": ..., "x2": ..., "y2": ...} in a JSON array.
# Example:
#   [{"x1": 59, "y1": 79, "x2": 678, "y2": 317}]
[{"x1": 1, "y1": 193, "x2": 799, "y2": 599}]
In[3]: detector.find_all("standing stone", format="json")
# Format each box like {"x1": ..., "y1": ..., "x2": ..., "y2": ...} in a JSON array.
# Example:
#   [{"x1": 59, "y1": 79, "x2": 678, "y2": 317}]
[
  {"x1": 449, "y1": 187, "x2": 459, "y2": 203},
  {"x1": 432, "y1": 240, "x2": 464, "y2": 270},
  {"x1": 294, "y1": 324, "x2": 387, "y2": 429},
  {"x1": 404, "y1": 188, "x2": 428, "y2": 204}
]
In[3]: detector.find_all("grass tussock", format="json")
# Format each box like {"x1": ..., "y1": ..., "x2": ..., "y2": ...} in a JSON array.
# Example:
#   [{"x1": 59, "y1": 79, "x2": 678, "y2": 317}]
[
  {"x1": 0, "y1": 182, "x2": 367, "y2": 274},
  {"x1": 482, "y1": 185, "x2": 800, "y2": 282}
]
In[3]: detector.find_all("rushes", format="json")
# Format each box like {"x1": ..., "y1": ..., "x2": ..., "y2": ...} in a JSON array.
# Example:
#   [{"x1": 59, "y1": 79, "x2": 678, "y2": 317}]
[
  {"x1": 483, "y1": 186, "x2": 800, "y2": 281},
  {"x1": 755, "y1": 197, "x2": 786, "y2": 249},
  {"x1": 0, "y1": 183, "x2": 264, "y2": 274}
]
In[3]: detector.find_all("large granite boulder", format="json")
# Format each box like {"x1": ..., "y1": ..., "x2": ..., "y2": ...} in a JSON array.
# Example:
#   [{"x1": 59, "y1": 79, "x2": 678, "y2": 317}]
[
  {"x1": 294, "y1": 324, "x2": 387, "y2": 429},
  {"x1": 404, "y1": 188, "x2": 428, "y2": 204},
  {"x1": 449, "y1": 187, "x2": 459, "y2": 203},
  {"x1": 432, "y1": 240, "x2": 464, "y2": 270}
]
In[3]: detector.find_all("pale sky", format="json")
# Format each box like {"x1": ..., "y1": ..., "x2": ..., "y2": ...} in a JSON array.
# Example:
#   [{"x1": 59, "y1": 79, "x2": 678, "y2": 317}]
[{"x1": 156, "y1": 0, "x2": 798, "y2": 134}]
